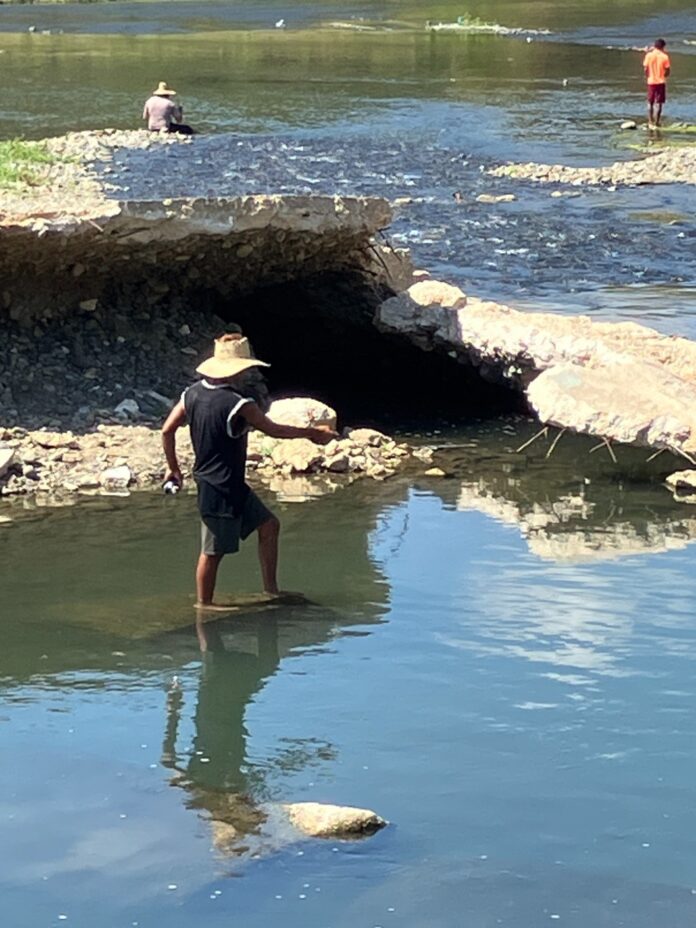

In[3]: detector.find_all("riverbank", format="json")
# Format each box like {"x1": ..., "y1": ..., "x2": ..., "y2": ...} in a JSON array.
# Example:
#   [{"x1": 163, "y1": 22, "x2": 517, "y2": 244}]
[
  {"x1": 0, "y1": 129, "x2": 191, "y2": 222},
  {"x1": 0, "y1": 401, "x2": 423, "y2": 505},
  {"x1": 2, "y1": 128, "x2": 696, "y2": 509}
]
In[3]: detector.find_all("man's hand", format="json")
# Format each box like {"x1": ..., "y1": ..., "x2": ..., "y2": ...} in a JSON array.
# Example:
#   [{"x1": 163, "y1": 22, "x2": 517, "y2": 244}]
[
  {"x1": 309, "y1": 425, "x2": 339, "y2": 445},
  {"x1": 164, "y1": 468, "x2": 184, "y2": 488}
]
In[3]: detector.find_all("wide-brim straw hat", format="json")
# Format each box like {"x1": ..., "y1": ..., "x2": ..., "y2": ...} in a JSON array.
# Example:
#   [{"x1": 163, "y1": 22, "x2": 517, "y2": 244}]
[
  {"x1": 153, "y1": 81, "x2": 177, "y2": 96},
  {"x1": 196, "y1": 334, "x2": 270, "y2": 379}
]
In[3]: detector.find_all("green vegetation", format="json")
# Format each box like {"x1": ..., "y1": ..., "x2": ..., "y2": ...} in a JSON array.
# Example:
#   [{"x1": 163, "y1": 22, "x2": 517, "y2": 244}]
[{"x1": 0, "y1": 139, "x2": 61, "y2": 188}]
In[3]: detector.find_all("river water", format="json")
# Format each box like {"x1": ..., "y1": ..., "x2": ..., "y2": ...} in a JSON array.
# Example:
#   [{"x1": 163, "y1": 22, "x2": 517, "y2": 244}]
[{"x1": 2, "y1": 3, "x2": 696, "y2": 927}]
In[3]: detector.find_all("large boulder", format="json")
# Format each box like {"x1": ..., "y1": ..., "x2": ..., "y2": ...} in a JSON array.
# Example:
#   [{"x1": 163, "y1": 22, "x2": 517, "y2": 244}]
[{"x1": 267, "y1": 397, "x2": 337, "y2": 430}]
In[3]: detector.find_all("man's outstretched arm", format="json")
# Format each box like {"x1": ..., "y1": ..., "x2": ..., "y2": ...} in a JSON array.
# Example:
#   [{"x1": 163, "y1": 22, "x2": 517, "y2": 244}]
[
  {"x1": 240, "y1": 402, "x2": 337, "y2": 444},
  {"x1": 162, "y1": 399, "x2": 187, "y2": 485}
]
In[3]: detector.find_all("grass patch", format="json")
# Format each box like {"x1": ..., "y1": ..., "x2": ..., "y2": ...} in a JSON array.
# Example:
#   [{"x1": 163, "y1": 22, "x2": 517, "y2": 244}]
[{"x1": 0, "y1": 139, "x2": 62, "y2": 189}]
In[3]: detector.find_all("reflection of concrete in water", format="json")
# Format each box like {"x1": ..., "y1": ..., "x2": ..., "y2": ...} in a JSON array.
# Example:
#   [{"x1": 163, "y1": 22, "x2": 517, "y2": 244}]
[
  {"x1": 455, "y1": 478, "x2": 696, "y2": 562},
  {"x1": 426, "y1": 427, "x2": 696, "y2": 564}
]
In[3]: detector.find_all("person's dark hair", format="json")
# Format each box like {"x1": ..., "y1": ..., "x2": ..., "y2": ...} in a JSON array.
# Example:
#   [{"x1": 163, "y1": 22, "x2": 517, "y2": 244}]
[{"x1": 655, "y1": 38, "x2": 666, "y2": 49}]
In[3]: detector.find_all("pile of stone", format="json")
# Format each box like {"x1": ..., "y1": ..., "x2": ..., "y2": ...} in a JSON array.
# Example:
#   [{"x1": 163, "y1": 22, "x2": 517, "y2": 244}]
[
  {"x1": 0, "y1": 398, "x2": 420, "y2": 505},
  {"x1": 0, "y1": 297, "x2": 237, "y2": 431},
  {"x1": 489, "y1": 146, "x2": 696, "y2": 188}
]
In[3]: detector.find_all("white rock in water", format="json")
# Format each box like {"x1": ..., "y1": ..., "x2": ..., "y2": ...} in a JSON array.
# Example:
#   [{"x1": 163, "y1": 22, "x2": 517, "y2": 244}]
[
  {"x1": 282, "y1": 802, "x2": 387, "y2": 838},
  {"x1": 620, "y1": 120, "x2": 638, "y2": 130},
  {"x1": 79, "y1": 298, "x2": 98, "y2": 312},
  {"x1": 267, "y1": 397, "x2": 337, "y2": 430},
  {"x1": 665, "y1": 469, "x2": 696, "y2": 490},
  {"x1": 114, "y1": 398, "x2": 140, "y2": 419},
  {"x1": 0, "y1": 447, "x2": 16, "y2": 479},
  {"x1": 100, "y1": 464, "x2": 132, "y2": 490},
  {"x1": 424, "y1": 467, "x2": 447, "y2": 477},
  {"x1": 476, "y1": 193, "x2": 517, "y2": 204}
]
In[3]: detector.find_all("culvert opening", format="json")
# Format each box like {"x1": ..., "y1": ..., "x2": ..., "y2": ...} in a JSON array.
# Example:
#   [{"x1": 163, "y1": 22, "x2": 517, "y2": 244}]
[{"x1": 198, "y1": 271, "x2": 520, "y2": 428}]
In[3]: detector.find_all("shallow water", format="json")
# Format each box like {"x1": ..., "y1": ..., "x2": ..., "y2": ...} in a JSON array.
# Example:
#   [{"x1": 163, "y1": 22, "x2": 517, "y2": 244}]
[
  {"x1": 3, "y1": 427, "x2": 696, "y2": 928},
  {"x1": 3, "y1": 4, "x2": 696, "y2": 925}
]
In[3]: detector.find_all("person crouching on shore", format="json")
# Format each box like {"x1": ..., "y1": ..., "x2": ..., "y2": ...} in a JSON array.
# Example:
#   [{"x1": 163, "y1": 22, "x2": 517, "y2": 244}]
[
  {"x1": 162, "y1": 333, "x2": 337, "y2": 609},
  {"x1": 143, "y1": 81, "x2": 195, "y2": 135}
]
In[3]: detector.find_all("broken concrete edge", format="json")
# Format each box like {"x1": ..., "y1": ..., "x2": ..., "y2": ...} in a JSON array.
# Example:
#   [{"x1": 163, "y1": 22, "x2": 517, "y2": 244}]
[
  {"x1": 0, "y1": 193, "x2": 393, "y2": 238},
  {"x1": 374, "y1": 280, "x2": 696, "y2": 460}
]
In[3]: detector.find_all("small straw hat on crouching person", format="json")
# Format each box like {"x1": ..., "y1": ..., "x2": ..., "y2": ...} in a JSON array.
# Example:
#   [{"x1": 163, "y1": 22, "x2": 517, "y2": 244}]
[{"x1": 196, "y1": 333, "x2": 270, "y2": 379}]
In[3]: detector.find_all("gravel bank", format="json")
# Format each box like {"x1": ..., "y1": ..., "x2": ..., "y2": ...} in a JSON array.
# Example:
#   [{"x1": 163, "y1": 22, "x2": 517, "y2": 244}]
[
  {"x1": 489, "y1": 146, "x2": 696, "y2": 188},
  {"x1": 0, "y1": 129, "x2": 191, "y2": 223}
]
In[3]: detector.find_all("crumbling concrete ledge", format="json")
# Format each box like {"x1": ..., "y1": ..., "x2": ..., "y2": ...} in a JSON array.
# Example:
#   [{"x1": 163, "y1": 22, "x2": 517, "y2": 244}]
[{"x1": 376, "y1": 281, "x2": 696, "y2": 461}]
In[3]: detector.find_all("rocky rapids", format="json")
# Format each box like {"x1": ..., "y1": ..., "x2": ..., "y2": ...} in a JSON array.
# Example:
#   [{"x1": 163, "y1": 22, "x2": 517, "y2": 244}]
[{"x1": 2, "y1": 129, "x2": 696, "y2": 509}]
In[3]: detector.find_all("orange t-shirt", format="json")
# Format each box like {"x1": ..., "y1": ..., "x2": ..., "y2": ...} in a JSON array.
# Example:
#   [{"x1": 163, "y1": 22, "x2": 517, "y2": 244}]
[{"x1": 643, "y1": 48, "x2": 670, "y2": 85}]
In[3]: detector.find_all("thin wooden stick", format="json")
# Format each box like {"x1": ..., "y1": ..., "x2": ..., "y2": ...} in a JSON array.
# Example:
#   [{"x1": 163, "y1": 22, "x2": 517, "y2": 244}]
[
  {"x1": 645, "y1": 447, "x2": 666, "y2": 463},
  {"x1": 515, "y1": 426, "x2": 548, "y2": 454},
  {"x1": 589, "y1": 437, "x2": 617, "y2": 463},
  {"x1": 545, "y1": 428, "x2": 566, "y2": 460}
]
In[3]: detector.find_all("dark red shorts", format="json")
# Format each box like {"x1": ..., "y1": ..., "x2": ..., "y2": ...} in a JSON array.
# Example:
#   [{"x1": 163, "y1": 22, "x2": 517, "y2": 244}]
[{"x1": 647, "y1": 83, "x2": 666, "y2": 104}]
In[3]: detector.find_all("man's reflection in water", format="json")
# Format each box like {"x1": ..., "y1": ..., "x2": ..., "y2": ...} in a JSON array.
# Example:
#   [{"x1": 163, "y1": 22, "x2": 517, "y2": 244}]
[{"x1": 161, "y1": 615, "x2": 282, "y2": 850}]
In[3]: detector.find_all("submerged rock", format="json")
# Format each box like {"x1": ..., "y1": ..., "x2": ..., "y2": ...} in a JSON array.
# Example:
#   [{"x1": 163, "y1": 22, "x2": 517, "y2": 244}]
[{"x1": 281, "y1": 801, "x2": 387, "y2": 838}]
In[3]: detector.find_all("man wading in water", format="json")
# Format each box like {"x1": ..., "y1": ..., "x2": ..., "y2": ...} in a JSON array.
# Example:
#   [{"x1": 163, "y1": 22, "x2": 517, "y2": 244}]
[
  {"x1": 162, "y1": 333, "x2": 337, "y2": 610},
  {"x1": 643, "y1": 39, "x2": 671, "y2": 128}
]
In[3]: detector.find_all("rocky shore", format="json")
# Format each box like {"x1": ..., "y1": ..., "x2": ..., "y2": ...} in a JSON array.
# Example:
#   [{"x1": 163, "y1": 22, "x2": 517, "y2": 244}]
[
  {"x1": 0, "y1": 397, "x2": 429, "y2": 505},
  {"x1": 489, "y1": 145, "x2": 696, "y2": 188},
  {"x1": 3, "y1": 128, "x2": 696, "y2": 513}
]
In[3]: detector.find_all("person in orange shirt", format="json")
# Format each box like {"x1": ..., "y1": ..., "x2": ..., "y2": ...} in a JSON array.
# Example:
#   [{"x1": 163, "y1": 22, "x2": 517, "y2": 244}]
[{"x1": 643, "y1": 38, "x2": 671, "y2": 128}]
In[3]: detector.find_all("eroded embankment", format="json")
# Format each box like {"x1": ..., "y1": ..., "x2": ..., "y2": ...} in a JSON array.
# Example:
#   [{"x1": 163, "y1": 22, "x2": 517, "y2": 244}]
[
  {"x1": 3, "y1": 130, "x2": 696, "y2": 506},
  {"x1": 0, "y1": 181, "x2": 513, "y2": 502}
]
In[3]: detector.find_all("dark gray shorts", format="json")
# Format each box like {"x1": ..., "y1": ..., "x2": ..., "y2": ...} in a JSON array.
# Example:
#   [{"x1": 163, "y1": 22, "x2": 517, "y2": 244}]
[{"x1": 200, "y1": 489, "x2": 274, "y2": 556}]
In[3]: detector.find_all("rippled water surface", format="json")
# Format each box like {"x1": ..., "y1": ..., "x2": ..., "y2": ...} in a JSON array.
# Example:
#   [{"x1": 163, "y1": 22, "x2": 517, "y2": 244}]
[{"x1": 3, "y1": 3, "x2": 696, "y2": 926}]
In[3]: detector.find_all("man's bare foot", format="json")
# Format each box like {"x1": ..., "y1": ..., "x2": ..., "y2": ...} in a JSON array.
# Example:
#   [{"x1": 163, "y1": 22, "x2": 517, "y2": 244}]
[
  {"x1": 264, "y1": 590, "x2": 309, "y2": 604},
  {"x1": 194, "y1": 601, "x2": 239, "y2": 612}
]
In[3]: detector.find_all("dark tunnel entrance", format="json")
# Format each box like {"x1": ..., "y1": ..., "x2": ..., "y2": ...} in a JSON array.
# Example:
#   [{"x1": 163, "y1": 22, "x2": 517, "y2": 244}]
[{"x1": 200, "y1": 271, "x2": 520, "y2": 429}]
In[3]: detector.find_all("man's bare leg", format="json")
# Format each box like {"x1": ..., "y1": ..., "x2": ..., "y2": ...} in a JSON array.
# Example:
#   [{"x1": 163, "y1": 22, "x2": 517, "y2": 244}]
[
  {"x1": 196, "y1": 553, "x2": 223, "y2": 605},
  {"x1": 655, "y1": 102, "x2": 663, "y2": 127},
  {"x1": 648, "y1": 101, "x2": 655, "y2": 127},
  {"x1": 258, "y1": 516, "x2": 280, "y2": 595}
]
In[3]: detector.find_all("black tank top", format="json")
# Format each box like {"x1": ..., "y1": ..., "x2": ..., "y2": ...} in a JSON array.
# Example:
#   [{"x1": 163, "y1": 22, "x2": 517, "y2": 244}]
[{"x1": 183, "y1": 381, "x2": 253, "y2": 512}]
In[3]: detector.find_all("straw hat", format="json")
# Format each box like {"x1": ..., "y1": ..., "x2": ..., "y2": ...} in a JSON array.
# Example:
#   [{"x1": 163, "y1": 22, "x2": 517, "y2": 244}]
[
  {"x1": 153, "y1": 81, "x2": 177, "y2": 96},
  {"x1": 196, "y1": 334, "x2": 270, "y2": 379}
]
